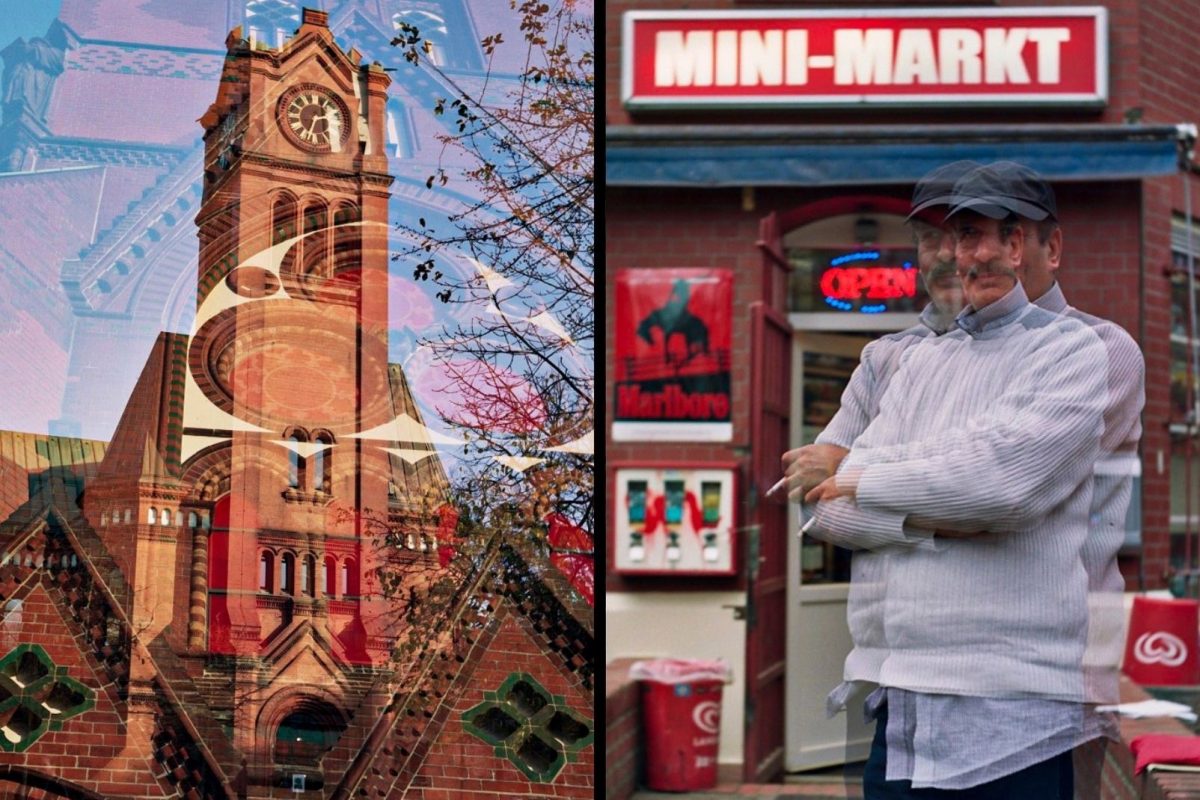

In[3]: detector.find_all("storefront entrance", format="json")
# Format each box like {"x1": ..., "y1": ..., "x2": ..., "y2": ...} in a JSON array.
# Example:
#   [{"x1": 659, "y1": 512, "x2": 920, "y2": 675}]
[{"x1": 778, "y1": 201, "x2": 919, "y2": 771}]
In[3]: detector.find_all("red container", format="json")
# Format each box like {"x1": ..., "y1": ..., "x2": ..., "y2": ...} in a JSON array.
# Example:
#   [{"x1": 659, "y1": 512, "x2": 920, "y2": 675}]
[
  {"x1": 1123, "y1": 596, "x2": 1200, "y2": 686},
  {"x1": 640, "y1": 678, "x2": 724, "y2": 791}
]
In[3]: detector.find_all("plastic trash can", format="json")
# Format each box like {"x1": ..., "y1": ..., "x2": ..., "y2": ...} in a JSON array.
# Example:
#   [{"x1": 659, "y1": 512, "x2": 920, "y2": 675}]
[{"x1": 631, "y1": 658, "x2": 733, "y2": 791}]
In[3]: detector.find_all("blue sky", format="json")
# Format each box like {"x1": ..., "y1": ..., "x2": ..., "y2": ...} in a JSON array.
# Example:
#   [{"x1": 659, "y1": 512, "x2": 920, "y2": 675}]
[{"x1": 0, "y1": 0, "x2": 60, "y2": 42}]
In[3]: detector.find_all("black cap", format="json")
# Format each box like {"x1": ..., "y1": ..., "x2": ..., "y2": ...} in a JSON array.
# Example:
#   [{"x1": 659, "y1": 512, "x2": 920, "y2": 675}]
[
  {"x1": 948, "y1": 161, "x2": 1058, "y2": 222},
  {"x1": 905, "y1": 160, "x2": 981, "y2": 222}
]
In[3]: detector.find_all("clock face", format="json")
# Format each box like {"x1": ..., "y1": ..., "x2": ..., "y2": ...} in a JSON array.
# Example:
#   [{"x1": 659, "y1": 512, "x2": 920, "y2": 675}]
[{"x1": 278, "y1": 86, "x2": 349, "y2": 153}]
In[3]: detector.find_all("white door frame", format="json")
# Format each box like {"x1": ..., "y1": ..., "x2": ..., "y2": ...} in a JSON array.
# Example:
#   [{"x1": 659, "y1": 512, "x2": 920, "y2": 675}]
[{"x1": 783, "y1": 328, "x2": 908, "y2": 772}]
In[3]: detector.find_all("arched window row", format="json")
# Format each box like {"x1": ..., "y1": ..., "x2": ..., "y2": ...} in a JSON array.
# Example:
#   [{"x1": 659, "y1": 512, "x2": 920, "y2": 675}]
[
  {"x1": 270, "y1": 192, "x2": 360, "y2": 280},
  {"x1": 259, "y1": 550, "x2": 357, "y2": 598},
  {"x1": 282, "y1": 428, "x2": 335, "y2": 496},
  {"x1": 402, "y1": 532, "x2": 436, "y2": 553},
  {"x1": 99, "y1": 507, "x2": 210, "y2": 529}
]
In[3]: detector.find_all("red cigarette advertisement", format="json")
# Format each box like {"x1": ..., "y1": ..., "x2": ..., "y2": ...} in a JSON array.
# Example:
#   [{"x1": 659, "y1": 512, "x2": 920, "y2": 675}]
[{"x1": 613, "y1": 269, "x2": 733, "y2": 441}]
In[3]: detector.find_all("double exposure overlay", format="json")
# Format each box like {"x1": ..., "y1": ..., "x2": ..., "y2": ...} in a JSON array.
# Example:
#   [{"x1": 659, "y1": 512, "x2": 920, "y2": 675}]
[{"x1": 0, "y1": 1, "x2": 593, "y2": 797}]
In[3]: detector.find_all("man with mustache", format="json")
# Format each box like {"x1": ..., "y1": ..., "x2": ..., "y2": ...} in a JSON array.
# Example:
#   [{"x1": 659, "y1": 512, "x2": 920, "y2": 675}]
[{"x1": 795, "y1": 164, "x2": 1139, "y2": 798}]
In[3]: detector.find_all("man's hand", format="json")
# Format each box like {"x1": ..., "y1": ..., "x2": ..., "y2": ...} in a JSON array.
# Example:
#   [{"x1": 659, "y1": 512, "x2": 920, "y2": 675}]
[
  {"x1": 804, "y1": 474, "x2": 856, "y2": 504},
  {"x1": 779, "y1": 444, "x2": 848, "y2": 501}
]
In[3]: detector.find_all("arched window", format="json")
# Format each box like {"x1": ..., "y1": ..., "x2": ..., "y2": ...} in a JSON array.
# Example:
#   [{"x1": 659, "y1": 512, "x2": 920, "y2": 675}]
[
  {"x1": 287, "y1": 430, "x2": 307, "y2": 490},
  {"x1": 280, "y1": 553, "x2": 295, "y2": 595},
  {"x1": 99, "y1": 512, "x2": 107, "y2": 527},
  {"x1": 161, "y1": 508, "x2": 172, "y2": 527},
  {"x1": 147, "y1": 508, "x2": 157, "y2": 525},
  {"x1": 124, "y1": 509, "x2": 132, "y2": 524},
  {"x1": 259, "y1": 551, "x2": 275, "y2": 593},
  {"x1": 331, "y1": 205, "x2": 360, "y2": 277},
  {"x1": 302, "y1": 555, "x2": 315, "y2": 597},
  {"x1": 302, "y1": 202, "x2": 328, "y2": 277},
  {"x1": 342, "y1": 558, "x2": 359, "y2": 597},
  {"x1": 313, "y1": 432, "x2": 333, "y2": 494},
  {"x1": 188, "y1": 511, "x2": 199, "y2": 528},
  {"x1": 272, "y1": 192, "x2": 298, "y2": 274},
  {"x1": 323, "y1": 555, "x2": 337, "y2": 597},
  {"x1": 275, "y1": 703, "x2": 345, "y2": 766}
]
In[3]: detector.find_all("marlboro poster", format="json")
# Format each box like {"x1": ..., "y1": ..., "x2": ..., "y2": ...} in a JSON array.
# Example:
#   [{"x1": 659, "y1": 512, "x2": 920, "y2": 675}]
[{"x1": 613, "y1": 269, "x2": 733, "y2": 441}]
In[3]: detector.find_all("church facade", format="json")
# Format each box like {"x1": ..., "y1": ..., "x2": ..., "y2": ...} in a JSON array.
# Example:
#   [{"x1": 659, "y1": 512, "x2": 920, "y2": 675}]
[{"x1": 0, "y1": 9, "x2": 592, "y2": 799}]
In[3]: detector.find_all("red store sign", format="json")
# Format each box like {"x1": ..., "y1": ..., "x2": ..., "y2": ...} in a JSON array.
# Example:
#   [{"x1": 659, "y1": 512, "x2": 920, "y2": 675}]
[{"x1": 622, "y1": 7, "x2": 1107, "y2": 108}]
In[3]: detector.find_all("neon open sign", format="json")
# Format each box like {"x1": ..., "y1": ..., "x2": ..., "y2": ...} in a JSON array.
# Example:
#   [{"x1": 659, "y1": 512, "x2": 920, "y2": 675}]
[{"x1": 819, "y1": 251, "x2": 917, "y2": 313}]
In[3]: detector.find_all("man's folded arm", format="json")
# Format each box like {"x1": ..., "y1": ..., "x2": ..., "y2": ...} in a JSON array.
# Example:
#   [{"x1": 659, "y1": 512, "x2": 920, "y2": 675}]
[{"x1": 847, "y1": 329, "x2": 1108, "y2": 530}]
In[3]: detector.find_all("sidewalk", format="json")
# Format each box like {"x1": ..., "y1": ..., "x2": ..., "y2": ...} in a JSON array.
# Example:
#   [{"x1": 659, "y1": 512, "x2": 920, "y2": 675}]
[{"x1": 630, "y1": 764, "x2": 864, "y2": 800}]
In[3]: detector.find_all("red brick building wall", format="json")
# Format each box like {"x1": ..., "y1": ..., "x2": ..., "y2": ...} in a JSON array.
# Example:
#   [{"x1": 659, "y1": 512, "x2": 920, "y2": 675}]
[
  {"x1": 403, "y1": 612, "x2": 594, "y2": 799},
  {"x1": 0, "y1": 581, "x2": 171, "y2": 799}
]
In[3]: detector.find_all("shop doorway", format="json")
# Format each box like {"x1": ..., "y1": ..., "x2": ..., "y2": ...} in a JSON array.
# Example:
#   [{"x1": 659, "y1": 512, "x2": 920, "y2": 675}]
[
  {"x1": 784, "y1": 331, "x2": 874, "y2": 771},
  {"x1": 774, "y1": 199, "x2": 920, "y2": 772}
]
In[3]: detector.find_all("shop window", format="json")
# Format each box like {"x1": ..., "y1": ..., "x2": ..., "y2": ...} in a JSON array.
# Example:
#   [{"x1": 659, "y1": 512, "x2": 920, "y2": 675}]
[
  {"x1": 1170, "y1": 216, "x2": 1200, "y2": 572},
  {"x1": 783, "y1": 207, "x2": 924, "y2": 319}
]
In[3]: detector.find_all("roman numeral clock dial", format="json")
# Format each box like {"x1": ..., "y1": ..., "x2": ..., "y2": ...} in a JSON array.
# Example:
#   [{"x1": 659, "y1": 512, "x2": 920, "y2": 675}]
[{"x1": 278, "y1": 85, "x2": 349, "y2": 153}]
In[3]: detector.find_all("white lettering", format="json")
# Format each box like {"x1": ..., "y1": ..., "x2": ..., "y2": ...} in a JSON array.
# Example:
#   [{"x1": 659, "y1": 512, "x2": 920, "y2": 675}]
[
  {"x1": 938, "y1": 29, "x2": 982, "y2": 84},
  {"x1": 834, "y1": 29, "x2": 894, "y2": 85},
  {"x1": 654, "y1": 31, "x2": 713, "y2": 87},
  {"x1": 715, "y1": 30, "x2": 738, "y2": 86},
  {"x1": 1027, "y1": 27, "x2": 1069, "y2": 83},
  {"x1": 893, "y1": 29, "x2": 937, "y2": 84},
  {"x1": 740, "y1": 30, "x2": 783, "y2": 86},
  {"x1": 985, "y1": 27, "x2": 1030, "y2": 84},
  {"x1": 652, "y1": 23, "x2": 1072, "y2": 90},
  {"x1": 785, "y1": 29, "x2": 808, "y2": 85}
]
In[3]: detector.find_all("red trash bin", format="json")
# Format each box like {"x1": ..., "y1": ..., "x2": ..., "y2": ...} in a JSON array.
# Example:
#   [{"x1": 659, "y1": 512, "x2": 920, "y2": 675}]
[
  {"x1": 631, "y1": 658, "x2": 732, "y2": 792},
  {"x1": 1123, "y1": 596, "x2": 1200, "y2": 686}
]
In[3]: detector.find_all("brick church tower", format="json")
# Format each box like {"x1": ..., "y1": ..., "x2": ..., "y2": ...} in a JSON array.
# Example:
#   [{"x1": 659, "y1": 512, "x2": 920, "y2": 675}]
[
  {"x1": 80, "y1": 7, "x2": 452, "y2": 786},
  {"x1": 190, "y1": 6, "x2": 398, "y2": 666},
  {"x1": 0, "y1": 8, "x2": 593, "y2": 798}
]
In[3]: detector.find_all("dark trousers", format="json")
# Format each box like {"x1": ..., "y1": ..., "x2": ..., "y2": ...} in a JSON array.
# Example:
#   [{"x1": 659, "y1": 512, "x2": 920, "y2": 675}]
[{"x1": 862, "y1": 704, "x2": 1075, "y2": 800}]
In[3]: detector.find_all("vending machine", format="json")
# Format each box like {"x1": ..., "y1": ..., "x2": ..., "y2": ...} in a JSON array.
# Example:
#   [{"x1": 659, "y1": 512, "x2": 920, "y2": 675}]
[{"x1": 612, "y1": 462, "x2": 738, "y2": 576}]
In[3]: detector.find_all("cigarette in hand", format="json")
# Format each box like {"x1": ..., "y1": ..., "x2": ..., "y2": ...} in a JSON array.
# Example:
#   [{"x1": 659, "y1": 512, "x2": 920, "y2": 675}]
[{"x1": 765, "y1": 476, "x2": 788, "y2": 498}]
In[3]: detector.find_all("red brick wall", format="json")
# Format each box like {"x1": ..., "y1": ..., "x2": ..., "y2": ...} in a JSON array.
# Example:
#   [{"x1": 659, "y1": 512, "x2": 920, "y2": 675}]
[
  {"x1": 605, "y1": 659, "x2": 642, "y2": 800},
  {"x1": 0, "y1": 580, "x2": 168, "y2": 798},
  {"x1": 400, "y1": 610, "x2": 594, "y2": 799},
  {"x1": 605, "y1": 185, "x2": 768, "y2": 593}
]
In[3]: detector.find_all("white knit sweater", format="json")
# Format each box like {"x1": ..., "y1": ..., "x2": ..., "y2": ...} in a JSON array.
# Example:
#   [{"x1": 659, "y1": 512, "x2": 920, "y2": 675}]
[{"x1": 809, "y1": 283, "x2": 1111, "y2": 701}]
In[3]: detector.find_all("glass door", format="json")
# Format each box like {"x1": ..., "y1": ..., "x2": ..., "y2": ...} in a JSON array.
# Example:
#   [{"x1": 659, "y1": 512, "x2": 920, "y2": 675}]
[{"x1": 784, "y1": 331, "x2": 873, "y2": 771}]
